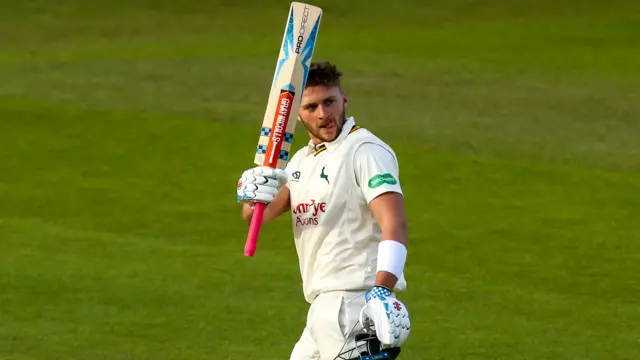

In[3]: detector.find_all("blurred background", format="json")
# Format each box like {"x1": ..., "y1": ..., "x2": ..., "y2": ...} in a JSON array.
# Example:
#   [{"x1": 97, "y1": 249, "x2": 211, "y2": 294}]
[{"x1": 0, "y1": 1, "x2": 639, "y2": 359}]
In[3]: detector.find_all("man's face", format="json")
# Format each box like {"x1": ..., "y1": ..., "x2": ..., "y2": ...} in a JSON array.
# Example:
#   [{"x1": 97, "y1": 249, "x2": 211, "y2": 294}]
[{"x1": 298, "y1": 85, "x2": 347, "y2": 144}]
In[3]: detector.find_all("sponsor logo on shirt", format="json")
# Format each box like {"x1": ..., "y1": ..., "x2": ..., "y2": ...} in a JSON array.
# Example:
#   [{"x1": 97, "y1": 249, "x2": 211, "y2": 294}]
[
  {"x1": 368, "y1": 173, "x2": 398, "y2": 188},
  {"x1": 293, "y1": 199, "x2": 327, "y2": 226},
  {"x1": 291, "y1": 171, "x2": 301, "y2": 181}
]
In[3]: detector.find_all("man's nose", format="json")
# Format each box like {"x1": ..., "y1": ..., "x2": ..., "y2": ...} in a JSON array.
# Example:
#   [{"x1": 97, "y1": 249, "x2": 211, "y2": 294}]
[{"x1": 317, "y1": 104, "x2": 328, "y2": 119}]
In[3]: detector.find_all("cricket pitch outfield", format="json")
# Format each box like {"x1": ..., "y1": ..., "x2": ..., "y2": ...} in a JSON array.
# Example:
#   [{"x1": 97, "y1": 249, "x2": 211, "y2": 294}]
[{"x1": 0, "y1": 1, "x2": 639, "y2": 359}]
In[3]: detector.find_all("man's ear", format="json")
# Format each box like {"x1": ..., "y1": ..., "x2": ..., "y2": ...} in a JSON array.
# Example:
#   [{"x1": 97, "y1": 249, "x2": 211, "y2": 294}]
[{"x1": 342, "y1": 92, "x2": 348, "y2": 108}]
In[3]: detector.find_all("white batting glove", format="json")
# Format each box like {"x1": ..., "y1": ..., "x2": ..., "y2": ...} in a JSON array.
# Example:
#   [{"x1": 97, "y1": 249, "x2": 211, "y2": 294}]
[
  {"x1": 236, "y1": 166, "x2": 288, "y2": 204},
  {"x1": 360, "y1": 286, "x2": 411, "y2": 348}
]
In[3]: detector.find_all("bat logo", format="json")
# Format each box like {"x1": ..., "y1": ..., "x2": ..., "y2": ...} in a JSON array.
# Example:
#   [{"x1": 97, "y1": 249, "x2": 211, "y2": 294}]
[
  {"x1": 266, "y1": 86, "x2": 295, "y2": 166},
  {"x1": 295, "y1": 6, "x2": 310, "y2": 54}
]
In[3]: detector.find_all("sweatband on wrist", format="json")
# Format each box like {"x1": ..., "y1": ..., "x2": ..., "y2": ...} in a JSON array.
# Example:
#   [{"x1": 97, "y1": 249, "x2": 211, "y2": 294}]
[{"x1": 376, "y1": 240, "x2": 407, "y2": 279}]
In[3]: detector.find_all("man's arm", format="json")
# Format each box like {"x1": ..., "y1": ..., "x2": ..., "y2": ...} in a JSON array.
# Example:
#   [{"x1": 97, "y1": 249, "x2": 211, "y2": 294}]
[
  {"x1": 355, "y1": 143, "x2": 411, "y2": 347},
  {"x1": 353, "y1": 142, "x2": 408, "y2": 292},
  {"x1": 242, "y1": 186, "x2": 291, "y2": 225},
  {"x1": 368, "y1": 192, "x2": 408, "y2": 291}
]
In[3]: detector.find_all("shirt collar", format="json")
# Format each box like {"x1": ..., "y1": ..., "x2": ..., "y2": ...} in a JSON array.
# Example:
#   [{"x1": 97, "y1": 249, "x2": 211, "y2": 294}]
[{"x1": 307, "y1": 117, "x2": 357, "y2": 155}]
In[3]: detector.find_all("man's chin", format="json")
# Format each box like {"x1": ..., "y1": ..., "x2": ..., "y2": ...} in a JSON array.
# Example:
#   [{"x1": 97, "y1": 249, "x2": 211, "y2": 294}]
[{"x1": 318, "y1": 128, "x2": 339, "y2": 142}]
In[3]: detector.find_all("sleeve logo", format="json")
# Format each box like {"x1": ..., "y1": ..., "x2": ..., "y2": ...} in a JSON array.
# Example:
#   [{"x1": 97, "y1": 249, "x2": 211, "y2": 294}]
[{"x1": 368, "y1": 173, "x2": 398, "y2": 188}]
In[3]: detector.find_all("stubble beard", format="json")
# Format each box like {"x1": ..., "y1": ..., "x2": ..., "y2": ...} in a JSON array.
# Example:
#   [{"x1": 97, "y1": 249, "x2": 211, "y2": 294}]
[{"x1": 301, "y1": 108, "x2": 347, "y2": 144}]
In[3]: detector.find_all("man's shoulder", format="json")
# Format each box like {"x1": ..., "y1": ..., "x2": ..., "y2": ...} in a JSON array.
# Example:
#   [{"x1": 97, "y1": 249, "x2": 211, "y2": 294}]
[
  {"x1": 287, "y1": 145, "x2": 310, "y2": 166},
  {"x1": 346, "y1": 126, "x2": 396, "y2": 154}
]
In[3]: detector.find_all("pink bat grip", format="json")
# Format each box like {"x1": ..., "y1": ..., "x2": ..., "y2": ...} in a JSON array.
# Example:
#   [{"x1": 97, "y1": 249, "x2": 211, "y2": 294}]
[{"x1": 244, "y1": 202, "x2": 266, "y2": 257}]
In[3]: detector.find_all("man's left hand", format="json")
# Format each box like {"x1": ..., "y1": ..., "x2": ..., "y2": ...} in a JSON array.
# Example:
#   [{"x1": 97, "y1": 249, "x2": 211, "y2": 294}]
[{"x1": 361, "y1": 286, "x2": 411, "y2": 348}]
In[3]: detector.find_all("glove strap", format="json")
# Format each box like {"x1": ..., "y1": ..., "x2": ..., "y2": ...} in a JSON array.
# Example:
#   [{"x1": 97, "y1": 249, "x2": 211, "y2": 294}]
[{"x1": 366, "y1": 285, "x2": 392, "y2": 302}]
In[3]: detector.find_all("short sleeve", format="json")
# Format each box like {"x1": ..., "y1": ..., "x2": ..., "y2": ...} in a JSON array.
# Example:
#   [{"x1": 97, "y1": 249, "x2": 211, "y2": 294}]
[{"x1": 353, "y1": 142, "x2": 403, "y2": 203}]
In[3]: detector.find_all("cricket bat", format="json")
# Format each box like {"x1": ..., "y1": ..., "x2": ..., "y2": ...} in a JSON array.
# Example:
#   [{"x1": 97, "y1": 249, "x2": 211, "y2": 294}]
[{"x1": 244, "y1": 2, "x2": 323, "y2": 257}]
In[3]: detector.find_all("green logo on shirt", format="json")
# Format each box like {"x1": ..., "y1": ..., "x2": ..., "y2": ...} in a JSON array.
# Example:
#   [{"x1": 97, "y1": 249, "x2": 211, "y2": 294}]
[
  {"x1": 368, "y1": 173, "x2": 397, "y2": 188},
  {"x1": 320, "y1": 166, "x2": 330, "y2": 184}
]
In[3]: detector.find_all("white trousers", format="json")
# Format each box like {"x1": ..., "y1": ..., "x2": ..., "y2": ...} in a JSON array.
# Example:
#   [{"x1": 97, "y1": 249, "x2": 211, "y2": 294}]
[{"x1": 290, "y1": 290, "x2": 367, "y2": 360}]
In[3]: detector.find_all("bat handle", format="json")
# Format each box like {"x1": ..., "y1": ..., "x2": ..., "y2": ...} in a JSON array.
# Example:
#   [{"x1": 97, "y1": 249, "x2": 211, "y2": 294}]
[{"x1": 244, "y1": 202, "x2": 266, "y2": 257}]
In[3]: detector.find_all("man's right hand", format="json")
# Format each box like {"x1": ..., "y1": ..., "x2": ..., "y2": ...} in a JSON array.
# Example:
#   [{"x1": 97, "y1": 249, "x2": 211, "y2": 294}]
[{"x1": 237, "y1": 166, "x2": 288, "y2": 204}]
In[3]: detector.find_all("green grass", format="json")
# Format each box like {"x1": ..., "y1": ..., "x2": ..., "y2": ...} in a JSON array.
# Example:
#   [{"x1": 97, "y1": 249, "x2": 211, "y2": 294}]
[{"x1": 1, "y1": 0, "x2": 639, "y2": 359}]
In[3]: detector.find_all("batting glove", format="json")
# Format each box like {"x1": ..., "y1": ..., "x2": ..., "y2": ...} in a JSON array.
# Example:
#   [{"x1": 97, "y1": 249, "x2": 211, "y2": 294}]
[
  {"x1": 237, "y1": 166, "x2": 288, "y2": 204},
  {"x1": 360, "y1": 286, "x2": 411, "y2": 348}
]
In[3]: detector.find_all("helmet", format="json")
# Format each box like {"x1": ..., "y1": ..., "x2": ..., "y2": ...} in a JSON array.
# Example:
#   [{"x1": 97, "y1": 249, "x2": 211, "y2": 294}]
[{"x1": 334, "y1": 313, "x2": 401, "y2": 360}]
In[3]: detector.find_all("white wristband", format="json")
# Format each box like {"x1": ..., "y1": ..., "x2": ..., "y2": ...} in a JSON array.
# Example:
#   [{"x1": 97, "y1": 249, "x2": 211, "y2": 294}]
[{"x1": 376, "y1": 240, "x2": 407, "y2": 280}]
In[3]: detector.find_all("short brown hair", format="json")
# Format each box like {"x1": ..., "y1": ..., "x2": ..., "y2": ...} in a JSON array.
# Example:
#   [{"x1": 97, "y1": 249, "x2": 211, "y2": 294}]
[{"x1": 305, "y1": 61, "x2": 343, "y2": 88}]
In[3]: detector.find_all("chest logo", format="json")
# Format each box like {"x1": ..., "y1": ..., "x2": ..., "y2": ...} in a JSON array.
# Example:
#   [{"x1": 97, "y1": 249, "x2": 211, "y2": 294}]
[
  {"x1": 291, "y1": 171, "x2": 301, "y2": 181},
  {"x1": 320, "y1": 166, "x2": 330, "y2": 184},
  {"x1": 293, "y1": 199, "x2": 327, "y2": 227}
]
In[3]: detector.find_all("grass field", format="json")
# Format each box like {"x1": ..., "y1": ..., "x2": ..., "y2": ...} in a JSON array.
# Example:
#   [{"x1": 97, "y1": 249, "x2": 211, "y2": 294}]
[{"x1": 1, "y1": 0, "x2": 639, "y2": 359}]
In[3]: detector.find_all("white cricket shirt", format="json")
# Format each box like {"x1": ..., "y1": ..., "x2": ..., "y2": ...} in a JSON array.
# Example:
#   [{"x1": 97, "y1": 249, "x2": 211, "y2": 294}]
[{"x1": 285, "y1": 117, "x2": 408, "y2": 303}]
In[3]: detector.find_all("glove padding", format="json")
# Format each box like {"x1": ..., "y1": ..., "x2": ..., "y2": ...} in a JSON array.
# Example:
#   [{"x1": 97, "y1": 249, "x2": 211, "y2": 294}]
[
  {"x1": 237, "y1": 166, "x2": 288, "y2": 204},
  {"x1": 360, "y1": 286, "x2": 411, "y2": 348}
]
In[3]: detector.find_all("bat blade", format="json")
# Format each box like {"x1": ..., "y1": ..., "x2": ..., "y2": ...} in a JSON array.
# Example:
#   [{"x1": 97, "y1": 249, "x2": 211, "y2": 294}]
[{"x1": 244, "y1": 2, "x2": 323, "y2": 257}]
